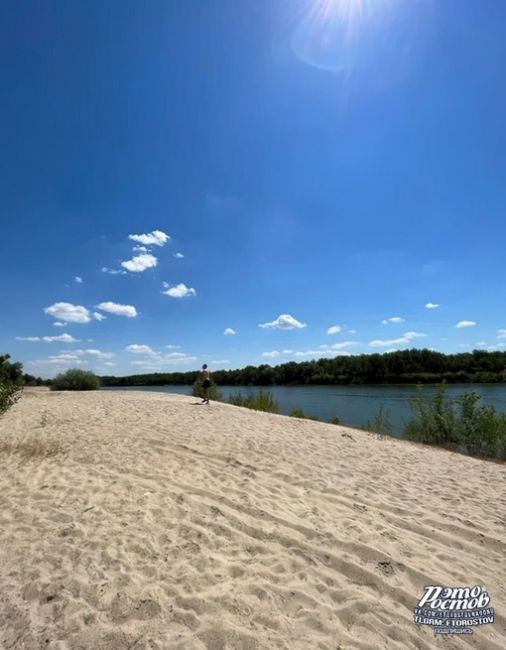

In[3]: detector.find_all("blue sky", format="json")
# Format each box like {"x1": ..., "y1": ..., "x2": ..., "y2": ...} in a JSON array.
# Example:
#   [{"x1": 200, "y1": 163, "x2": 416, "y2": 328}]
[{"x1": 1, "y1": 0, "x2": 506, "y2": 377}]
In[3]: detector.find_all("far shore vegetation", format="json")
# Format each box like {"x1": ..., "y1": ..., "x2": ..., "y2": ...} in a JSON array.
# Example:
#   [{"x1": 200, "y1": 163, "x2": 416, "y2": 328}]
[{"x1": 100, "y1": 349, "x2": 506, "y2": 387}]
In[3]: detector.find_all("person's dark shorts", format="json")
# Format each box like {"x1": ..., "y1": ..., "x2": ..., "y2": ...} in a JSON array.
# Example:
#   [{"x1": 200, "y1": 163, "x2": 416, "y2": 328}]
[{"x1": 203, "y1": 379, "x2": 211, "y2": 388}]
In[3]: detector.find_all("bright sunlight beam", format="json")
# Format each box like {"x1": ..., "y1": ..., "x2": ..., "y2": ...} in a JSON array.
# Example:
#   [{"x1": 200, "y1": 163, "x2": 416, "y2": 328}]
[{"x1": 291, "y1": 0, "x2": 433, "y2": 83}]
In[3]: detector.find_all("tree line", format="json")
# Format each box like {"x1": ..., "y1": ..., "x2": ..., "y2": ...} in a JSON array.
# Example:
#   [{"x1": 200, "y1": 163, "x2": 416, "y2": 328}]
[{"x1": 100, "y1": 348, "x2": 506, "y2": 387}]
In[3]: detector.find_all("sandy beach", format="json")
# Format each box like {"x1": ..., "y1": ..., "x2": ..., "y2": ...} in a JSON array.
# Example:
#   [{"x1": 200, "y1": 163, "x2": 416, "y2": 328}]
[{"x1": 0, "y1": 388, "x2": 504, "y2": 650}]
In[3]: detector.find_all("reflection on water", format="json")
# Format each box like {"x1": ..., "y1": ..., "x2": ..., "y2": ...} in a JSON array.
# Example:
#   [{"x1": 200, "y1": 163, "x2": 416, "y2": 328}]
[{"x1": 103, "y1": 384, "x2": 506, "y2": 437}]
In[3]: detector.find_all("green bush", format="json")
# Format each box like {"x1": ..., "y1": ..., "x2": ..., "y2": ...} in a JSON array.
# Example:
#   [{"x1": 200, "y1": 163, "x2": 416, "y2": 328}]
[
  {"x1": 404, "y1": 385, "x2": 455, "y2": 446},
  {"x1": 403, "y1": 385, "x2": 506, "y2": 459},
  {"x1": 0, "y1": 382, "x2": 21, "y2": 414},
  {"x1": 0, "y1": 354, "x2": 23, "y2": 414},
  {"x1": 329, "y1": 415, "x2": 341, "y2": 425},
  {"x1": 191, "y1": 378, "x2": 223, "y2": 402},
  {"x1": 51, "y1": 369, "x2": 101, "y2": 391},
  {"x1": 228, "y1": 391, "x2": 279, "y2": 413}
]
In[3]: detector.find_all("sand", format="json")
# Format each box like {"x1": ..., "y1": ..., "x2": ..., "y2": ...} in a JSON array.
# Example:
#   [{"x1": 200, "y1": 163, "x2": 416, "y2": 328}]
[{"x1": 0, "y1": 388, "x2": 504, "y2": 650}]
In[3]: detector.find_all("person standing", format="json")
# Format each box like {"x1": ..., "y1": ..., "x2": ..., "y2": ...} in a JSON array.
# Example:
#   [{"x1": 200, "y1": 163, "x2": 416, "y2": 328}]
[{"x1": 200, "y1": 364, "x2": 211, "y2": 404}]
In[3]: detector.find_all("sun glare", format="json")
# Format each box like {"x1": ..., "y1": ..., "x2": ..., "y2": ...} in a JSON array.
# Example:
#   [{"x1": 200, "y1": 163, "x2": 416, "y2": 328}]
[{"x1": 291, "y1": 0, "x2": 432, "y2": 82}]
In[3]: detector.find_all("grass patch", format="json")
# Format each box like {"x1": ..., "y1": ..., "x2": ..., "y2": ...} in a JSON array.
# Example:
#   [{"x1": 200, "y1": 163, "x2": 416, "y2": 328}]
[
  {"x1": 289, "y1": 409, "x2": 320, "y2": 421},
  {"x1": 365, "y1": 405, "x2": 393, "y2": 438},
  {"x1": 0, "y1": 434, "x2": 66, "y2": 462},
  {"x1": 349, "y1": 405, "x2": 393, "y2": 439}
]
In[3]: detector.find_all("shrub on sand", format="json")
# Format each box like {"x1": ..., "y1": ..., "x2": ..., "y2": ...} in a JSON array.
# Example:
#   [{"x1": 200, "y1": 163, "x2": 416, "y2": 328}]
[
  {"x1": 51, "y1": 369, "x2": 101, "y2": 391},
  {"x1": 228, "y1": 391, "x2": 279, "y2": 413},
  {"x1": 404, "y1": 385, "x2": 506, "y2": 459},
  {"x1": 0, "y1": 382, "x2": 21, "y2": 414},
  {"x1": 0, "y1": 354, "x2": 23, "y2": 414}
]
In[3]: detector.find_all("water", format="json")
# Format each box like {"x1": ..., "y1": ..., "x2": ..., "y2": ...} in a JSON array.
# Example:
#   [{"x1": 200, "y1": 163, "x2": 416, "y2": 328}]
[{"x1": 103, "y1": 384, "x2": 506, "y2": 437}]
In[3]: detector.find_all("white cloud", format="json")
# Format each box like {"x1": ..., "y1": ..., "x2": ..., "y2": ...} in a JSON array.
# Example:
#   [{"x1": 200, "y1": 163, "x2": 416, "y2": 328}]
[
  {"x1": 101, "y1": 267, "x2": 127, "y2": 275},
  {"x1": 223, "y1": 328, "x2": 236, "y2": 335},
  {"x1": 131, "y1": 354, "x2": 197, "y2": 368},
  {"x1": 259, "y1": 314, "x2": 306, "y2": 330},
  {"x1": 403, "y1": 331, "x2": 427, "y2": 339},
  {"x1": 282, "y1": 349, "x2": 294, "y2": 354},
  {"x1": 212, "y1": 360, "x2": 230, "y2": 365},
  {"x1": 81, "y1": 349, "x2": 114, "y2": 359},
  {"x1": 425, "y1": 302, "x2": 439, "y2": 309},
  {"x1": 382, "y1": 316, "x2": 405, "y2": 324},
  {"x1": 93, "y1": 312, "x2": 106, "y2": 321},
  {"x1": 44, "y1": 302, "x2": 91, "y2": 324},
  {"x1": 370, "y1": 338, "x2": 409, "y2": 348},
  {"x1": 166, "y1": 344, "x2": 181, "y2": 349},
  {"x1": 174, "y1": 253, "x2": 184, "y2": 259},
  {"x1": 456, "y1": 320, "x2": 476, "y2": 329},
  {"x1": 164, "y1": 355, "x2": 197, "y2": 365},
  {"x1": 31, "y1": 357, "x2": 84, "y2": 365},
  {"x1": 331, "y1": 341, "x2": 361, "y2": 350},
  {"x1": 16, "y1": 333, "x2": 79, "y2": 343},
  {"x1": 262, "y1": 351, "x2": 280, "y2": 358},
  {"x1": 96, "y1": 302, "x2": 137, "y2": 318},
  {"x1": 497, "y1": 329, "x2": 506, "y2": 339},
  {"x1": 126, "y1": 346, "x2": 198, "y2": 368},
  {"x1": 132, "y1": 245, "x2": 149, "y2": 253},
  {"x1": 293, "y1": 350, "x2": 324, "y2": 357},
  {"x1": 53, "y1": 321, "x2": 66, "y2": 327},
  {"x1": 74, "y1": 276, "x2": 83, "y2": 283},
  {"x1": 327, "y1": 325, "x2": 341, "y2": 335},
  {"x1": 162, "y1": 283, "x2": 196, "y2": 298},
  {"x1": 128, "y1": 230, "x2": 170, "y2": 247},
  {"x1": 102, "y1": 362, "x2": 116, "y2": 367},
  {"x1": 49, "y1": 354, "x2": 81, "y2": 361},
  {"x1": 369, "y1": 331, "x2": 426, "y2": 348},
  {"x1": 121, "y1": 253, "x2": 158, "y2": 273},
  {"x1": 348, "y1": 329, "x2": 357, "y2": 335},
  {"x1": 126, "y1": 344, "x2": 155, "y2": 355},
  {"x1": 52, "y1": 333, "x2": 80, "y2": 343},
  {"x1": 476, "y1": 341, "x2": 487, "y2": 347}
]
